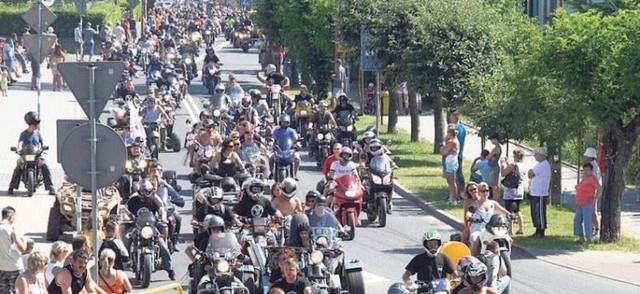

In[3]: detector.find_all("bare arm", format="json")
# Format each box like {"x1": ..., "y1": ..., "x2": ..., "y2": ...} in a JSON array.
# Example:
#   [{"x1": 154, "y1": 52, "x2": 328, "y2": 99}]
[
  {"x1": 208, "y1": 153, "x2": 221, "y2": 170},
  {"x1": 500, "y1": 162, "x2": 514, "y2": 177},
  {"x1": 85, "y1": 274, "x2": 108, "y2": 294},
  {"x1": 492, "y1": 200, "x2": 510, "y2": 215},
  {"x1": 56, "y1": 268, "x2": 74, "y2": 294},
  {"x1": 11, "y1": 230, "x2": 28, "y2": 253},
  {"x1": 440, "y1": 140, "x2": 453, "y2": 156},
  {"x1": 232, "y1": 152, "x2": 247, "y2": 173},
  {"x1": 527, "y1": 169, "x2": 535, "y2": 179},
  {"x1": 295, "y1": 198, "x2": 304, "y2": 213},
  {"x1": 120, "y1": 270, "x2": 133, "y2": 293},
  {"x1": 402, "y1": 270, "x2": 413, "y2": 283},
  {"x1": 15, "y1": 276, "x2": 27, "y2": 294}
]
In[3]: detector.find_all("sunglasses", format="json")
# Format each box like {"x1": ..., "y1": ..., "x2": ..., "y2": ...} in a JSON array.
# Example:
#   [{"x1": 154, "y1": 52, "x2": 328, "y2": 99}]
[
  {"x1": 479, "y1": 189, "x2": 490, "y2": 193},
  {"x1": 225, "y1": 145, "x2": 234, "y2": 148},
  {"x1": 468, "y1": 188, "x2": 477, "y2": 192}
]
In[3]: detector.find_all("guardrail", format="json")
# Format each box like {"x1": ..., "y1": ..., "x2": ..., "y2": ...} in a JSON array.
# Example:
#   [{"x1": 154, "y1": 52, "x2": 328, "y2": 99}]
[{"x1": 137, "y1": 282, "x2": 184, "y2": 294}]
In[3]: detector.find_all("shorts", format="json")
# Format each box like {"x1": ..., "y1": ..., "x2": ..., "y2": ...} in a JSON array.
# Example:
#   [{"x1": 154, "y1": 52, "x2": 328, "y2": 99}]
[
  {"x1": 82, "y1": 42, "x2": 94, "y2": 56},
  {"x1": 0, "y1": 270, "x2": 20, "y2": 293},
  {"x1": 445, "y1": 155, "x2": 459, "y2": 174},
  {"x1": 3, "y1": 58, "x2": 14, "y2": 70},
  {"x1": 332, "y1": 87, "x2": 343, "y2": 98},
  {"x1": 74, "y1": 41, "x2": 82, "y2": 53},
  {"x1": 504, "y1": 199, "x2": 521, "y2": 213}
]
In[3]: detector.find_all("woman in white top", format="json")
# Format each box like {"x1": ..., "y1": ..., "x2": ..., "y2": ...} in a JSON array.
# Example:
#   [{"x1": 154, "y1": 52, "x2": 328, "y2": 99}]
[
  {"x1": 500, "y1": 149, "x2": 526, "y2": 235},
  {"x1": 15, "y1": 251, "x2": 48, "y2": 294},
  {"x1": 44, "y1": 241, "x2": 68, "y2": 286}
]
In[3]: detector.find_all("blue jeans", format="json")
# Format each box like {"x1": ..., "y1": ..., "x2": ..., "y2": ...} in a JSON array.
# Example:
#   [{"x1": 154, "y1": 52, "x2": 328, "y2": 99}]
[
  {"x1": 456, "y1": 156, "x2": 465, "y2": 190},
  {"x1": 574, "y1": 204, "x2": 594, "y2": 240},
  {"x1": 498, "y1": 275, "x2": 511, "y2": 294}
]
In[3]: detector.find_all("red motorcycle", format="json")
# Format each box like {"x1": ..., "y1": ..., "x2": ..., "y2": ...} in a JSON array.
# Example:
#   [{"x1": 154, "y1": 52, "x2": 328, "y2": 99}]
[{"x1": 330, "y1": 174, "x2": 365, "y2": 240}]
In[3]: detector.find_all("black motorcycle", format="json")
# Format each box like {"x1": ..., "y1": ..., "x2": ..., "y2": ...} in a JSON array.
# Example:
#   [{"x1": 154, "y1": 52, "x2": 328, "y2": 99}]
[
  {"x1": 362, "y1": 155, "x2": 394, "y2": 228},
  {"x1": 203, "y1": 62, "x2": 222, "y2": 94},
  {"x1": 127, "y1": 207, "x2": 166, "y2": 288},
  {"x1": 10, "y1": 145, "x2": 48, "y2": 197},
  {"x1": 335, "y1": 110, "x2": 356, "y2": 148},
  {"x1": 189, "y1": 241, "x2": 251, "y2": 294}
]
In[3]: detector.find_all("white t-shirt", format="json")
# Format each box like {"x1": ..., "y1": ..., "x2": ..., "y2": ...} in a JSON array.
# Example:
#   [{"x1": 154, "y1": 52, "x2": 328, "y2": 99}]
[
  {"x1": 330, "y1": 161, "x2": 357, "y2": 179},
  {"x1": 530, "y1": 160, "x2": 551, "y2": 196},
  {"x1": 45, "y1": 260, "x2": 63, "y2": 285},
  {"x1": 590, "y1": 160, "x2": 602, "y2": 185},
  {"x1": 0, "y1": 223, "x2": 23, "y2": 272}
]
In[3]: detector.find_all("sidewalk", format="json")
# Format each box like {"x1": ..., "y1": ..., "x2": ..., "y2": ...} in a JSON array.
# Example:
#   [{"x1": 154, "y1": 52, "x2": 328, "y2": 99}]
[
  {"x1": 395, "y1": 114, "x2": 640, "y2": 286},
  {"x1": 0, "y1": 59, "x2": 87, "y2": 254}
]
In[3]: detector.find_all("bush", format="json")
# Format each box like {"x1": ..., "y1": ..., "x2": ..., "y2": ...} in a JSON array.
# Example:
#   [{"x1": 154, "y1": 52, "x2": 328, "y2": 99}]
[{"x1": 0, "y1": 2, "x2": 123, "y2": 38}]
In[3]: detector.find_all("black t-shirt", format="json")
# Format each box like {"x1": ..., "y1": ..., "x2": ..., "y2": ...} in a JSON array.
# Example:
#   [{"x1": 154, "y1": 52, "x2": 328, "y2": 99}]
[
  {"x1": 195, "y1": 203, "x2": 236, "y2": 225},
  {"x1": 204, "y1": 54, "x2": 220, "y2": 64},
  {"x1": 271, "y1": 276, "x2": 310, "y2": 294},
  {"x1": 117, "y1": 88, "x2": 136, "y2": 99},
  {"x1": 193, "y1": 231, "x2": 210, "y2": 251},
  {"x1": 404, "y1": 253, "x2": 455, "y2": 282},
  {"x1": 267, "y1": 73, "x2": 286, "y2": 85},
  {"x1": 234, "y1": 196, "x2": 277, "y2": 218},
  {"x1": 333, "y1": 104, "x2": 355, "y2": 114},
  {"x1": 127, "y1": 195, "x2": 163, "y2": 216},
  {"x1": 294, "y1": 94, "x2": 314, "y2": 104}
]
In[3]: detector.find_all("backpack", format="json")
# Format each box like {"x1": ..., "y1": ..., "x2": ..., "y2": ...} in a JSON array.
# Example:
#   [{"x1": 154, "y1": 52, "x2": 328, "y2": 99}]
[{"x1": 99, "y1": 239, "x2": 125, "y2": 270}]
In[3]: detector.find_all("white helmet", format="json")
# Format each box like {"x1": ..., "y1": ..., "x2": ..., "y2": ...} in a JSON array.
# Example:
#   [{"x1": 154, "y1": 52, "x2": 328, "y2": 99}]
[
  {"x1": 281, "y1": 178, "x2": 297, "y2": 198},
  {"x1": 242, "y1": 177, "x2": 265, "y2": 201},
  {"x1": 264, "y1": 64, "x2": 276, "y2": 74},
  {"x1": 369, "y1": 139, "x2": 384, "y2": 156},
  {"x1": 215, "y1": 83, "x2": 226, "y2": 92}
]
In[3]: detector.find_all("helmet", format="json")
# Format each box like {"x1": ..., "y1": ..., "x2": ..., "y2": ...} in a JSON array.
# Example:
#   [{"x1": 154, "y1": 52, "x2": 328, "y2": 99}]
[
  {"x1": 241, "y1": 96, "x2": 252, "y2": 110},
  {"x1": 264, "y1": 64, "x2": 276, "y2": 74},
  {"x1": 340, "y1": 147, "x2": 353, "y2": 161},
  {"x1": 339, "y1": 93, "x2": 349, "y2": 102},
  {"x1": 24, "y1": 111, "x2": 40, "y2": 125},
  {"x1": 306, "y1": 190, "x2": 321, "y2": 201},
  {"x1": 315, "y1": 195, "x2": 327, "y2": 206},
  {"x1": 318, "y1": 100, "x2": 328, "y2": 109},
  {"x1": 369, "y1": 139, "x2": 384, "y2": 156},
  {"x1": 457, "y1": 255, "x2": 479, "y2": 274},
  {"x1": 281, "y1": 178, "x2": 297, "y2": 198},
  {"x1": 144, "y1": 96, "x2": 156, "y2": 103},
  {"x1": 215, "y1": 83, "x2": 226, "y2": 92},
  {"x1": 249, "y1": 89, "x2": 262, "y2": 98},
  {"x1": 205, "y1": 47, "x2": 214, "y2": 54},
  {"x1": 207, "y1": 186, "x2": 224, "y2": 204},
  {"x1": 465, "y1": 260, "x2": 488, "y2": 291},
  {"x1": 203, "y1": 119, "x2": 215, "y2": 128},
  {"x1": 363, "y1": 131, "x2": 376, "y2": 141},
  {"x1": 139, "y1": 180, "x2": 154, "y2": 197},
  {"x1": 207, "y1": 215, "x2": 225, "y2": 231},
  {"x1": 220, "y1": 177, "x2": 237, "y2": 192},
  {"x1": 242, "y1": 177, "x2": 264, "y2": 201},
  {"x1": 199, "y1": 110, "x2": 211, "y2": 119},
  {"x1": 368, "y1": 82, "x2": 375, "y2": 88},
  {"x1": 316, "y1": 178, "x2": 327, "y2": 194},
  {"x1": 386, "y1": 282, "x2": 410, "y2": 294},
  {"x1": 421, "y1": 230, "x2": 442, "y2": 254},
  {"x1": 278, "y1": 114, "x2": 291, "y2": 126}
]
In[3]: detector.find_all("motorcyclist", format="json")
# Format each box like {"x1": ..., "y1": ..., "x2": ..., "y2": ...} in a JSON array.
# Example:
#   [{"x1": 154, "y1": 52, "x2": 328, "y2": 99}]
[
  {"x1": 195, "y1": 118, "x2": 222, "y2": 151},
  {"x1": 307, "y1": 195, "x2": 343, "y2": 231},
  {"x1": 193, "y1": 186, "x2": 242, "y2": 228},
  {"x1": 452, "y1": 256, "x2": 482, "y2": 294},
  {"x1": 151, "y1": 165, "x2": 185, "y2": 252},
  {"x1": 332, "y1": 93, "x2": 358, "y2": 123},
  {"x1": 402, "y1": 230, "x2": 455, "y2": 286},
  {"x1": 117, "y1": 42, "x2": 134, "y2": 61},
  {"x1": 257, "y1": 64, "x2": 291, "y2": 106},
  {"x1": 239, "y1": 130, "x2": 269, "y2": 178},
  {"x1": 362, "y1": 138, "x2": 398, "y2": 169},
  {"x1": 458, "y1": 261, "x2": 497, "y2": 294},
  {"x1": 238, "y1": 95, "x2": 260, "y2": 126},
  {"x1": 234, "y1": 177, "x2": 283, "y2": 219},
  {"x1": 209, "y1": 139, "x2": 247, "y2": 177},
  {"x1": 308, "y1": 101, "x2": 337, "y2": 156},
  {"x1": 328, "y1": 147, "x2": 359, "y2": 181},
  {"x1": 8, "y1": 111, "x2": 55, "y2": 195},
  {"x1": 249, "y1": 89, "x2": 270, "y2": 118},
  {"x1": 225, "y1": 74, "x2": 245, "y2": 103},
  {"x1": 304, "y1": 190, "x2": 322, "y2": 214},
  {"x1": 139, "y1": 95, "x2": 172, "y2": 125},
  {"x1": 209, "y1": 83, "x2": 230, "y2": 111},
  {"x1": 272, "y1": 179, "x2": 304, "y2": 217},
  {"x1": 120, "y1": 124, "x2": 139, "y2": 148},
  {"x1": 193, "y1": 110, "x2": 211, "y2": 133},
  {"x1": 203, "y1": 47, "x2": 221, "y2": 67},
  {"x1": 126, "y1": 180, "x2": 176, "y2": 280},
  {"x1": 272, "y1": 114, "x2": 300, "y2": 180}
]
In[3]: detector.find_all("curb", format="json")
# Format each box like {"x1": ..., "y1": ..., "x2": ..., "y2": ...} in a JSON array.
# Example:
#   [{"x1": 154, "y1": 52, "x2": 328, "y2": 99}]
[{"x1": 392, "y1": 182, "x2": 640, "y2": 287}]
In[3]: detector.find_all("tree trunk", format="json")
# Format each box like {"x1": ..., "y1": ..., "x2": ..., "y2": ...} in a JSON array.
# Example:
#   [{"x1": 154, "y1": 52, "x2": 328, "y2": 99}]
[
  {"x1": 408, "y1": 88, "x2": 420, "y2": 142},
  {"x1": 433, "y1": 96, "x2": 445, "y2": 154},
  {"x1": 290, "y1": 59, "x2": 300, "y2": 87},
  {"x1": 548, "y1": 144, "x2": 563, "y2": 205},
  {"x1": 600, "y1": 128, "x2": 637, "y2": 242},
  {"x1": 387, "y1": 85, "x2": 398, "y2": 134}
]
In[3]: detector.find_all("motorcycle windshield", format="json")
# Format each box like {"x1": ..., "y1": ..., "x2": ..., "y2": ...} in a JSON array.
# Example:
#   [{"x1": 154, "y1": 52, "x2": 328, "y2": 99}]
[
  {"x1": 23, "y1": 144, "x2": 39, "y2": 155},
  {"x1": 239, "y1": 144, "x2": 260, "y2": 162},
  {"x1": 337, "y1": 111, "x2": 353, "y2": 126},
  {"x1": 275, "y1": 137, "x2": 293, "y2": 152},
  {"x1": 206, "y1": 232, "x2": 242, "y2": 257},
  {"x1": 136, "y1": 209, "x2": 157, "y2": 227},
  {"x1": 310, "y1": 227, "x2": 338, "y2": 242},
  {"x1": 227, "y1": 89, "x2": 244, "y2": 101},
  {"x1": 370, "y1": 156, "x2": 392, "y2": 177}
]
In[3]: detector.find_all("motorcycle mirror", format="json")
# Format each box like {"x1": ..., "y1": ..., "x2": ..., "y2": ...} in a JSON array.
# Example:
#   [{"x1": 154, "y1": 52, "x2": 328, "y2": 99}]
[
  {"x1": 343, "y1": 225, "x2": 352, "y2": 232},
  {"x1": 42, "y1": 146, "x2": 50, "y2": 151},
  {"x1": 186, "y1": 119, "x2": 191, "y2": 124},
  {"x1": 10, "y1": 147, "x2": 17, "y2": 152}
]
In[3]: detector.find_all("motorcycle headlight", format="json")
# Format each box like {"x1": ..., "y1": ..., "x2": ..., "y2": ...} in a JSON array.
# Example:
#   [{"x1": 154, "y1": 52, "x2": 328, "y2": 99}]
[
  {"x1": 315, "y1": 236, "x2": 329, "y2": 248},
  {"x1": 383, "y1": 175, "x2": 392, "y2": 185},
  {"x1": 139, "y1": 160, "x2": 147, "y2": 169},
  {"x1": 310, "y1": 250, "x2": 324, "y2": 265},
  {"x1": 140, "y1": 226, "x2": 154, "y2": 239},
  {"x1": 371, "y1": 175, "x2": 383, "y2": 185},
  {"x1": 185, "y1": 58, "x2": 193, "y2": 65},
  {"x1": 25, "y1": 155, "x2": 36, "y2": 161},
  {"x1": 125, "y1": 161, "x2": 133, "y2": 170},
  {"x1": 254, "y1": 225, "x2": 266, "y2": 234},
  {"x1": 325, "y1": 133, "x2": 332, "y2": 140},
  {"x1": 205, "y1": 150, "x2": 214, "y2": 158},
  {"x1": 347, "y1": 125, "x2": 354, "y2": 132},
  {"x1": 216, "y1": 260, "x2": 230, "y2": 273},
  {"x1": 316, "y1": 133, "x2": 324, "y2": 140},
  {"x1": 213, "y1": 109, "x2": 221, "y2": 117},
  {"x1": 300, "y1": 110, "x2": 308, "y2": 116},
  {"x1": 345, "y1": 190, "x2": 356, "y2": 198}
]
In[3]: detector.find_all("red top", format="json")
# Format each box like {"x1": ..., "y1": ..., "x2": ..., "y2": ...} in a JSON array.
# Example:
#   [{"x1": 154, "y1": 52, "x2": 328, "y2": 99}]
[
  {"x1": 322, "y1": 154, "x2": 340, "y2": 176},
  {"x1": 575, "y1": 175, "x2": 599, "y2": 205}
]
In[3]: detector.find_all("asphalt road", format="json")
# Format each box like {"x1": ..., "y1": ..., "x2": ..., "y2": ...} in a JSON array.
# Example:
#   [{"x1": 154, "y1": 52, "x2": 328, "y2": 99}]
[{"x1": 127, "y1": 38, "x2": 640, "y2": 293}]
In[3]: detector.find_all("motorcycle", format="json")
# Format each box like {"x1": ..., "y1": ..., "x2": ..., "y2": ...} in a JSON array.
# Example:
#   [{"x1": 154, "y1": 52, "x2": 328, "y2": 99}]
[
  {"x1": 314, "y1": 125, "x2": 334, "y2": 167},
  {"x1": 266, "y1": 84, "x2": 282, "y2": 120},
  {"x1": 203, "y1": 27, "x2": 215, "y2": 48},
  {"x1": 479, "y1": 214, "x2": 513, "y2": 277},
  {"x1": 294, "y1": 100, "x2": 313, "y2": 145},
  {"x1": 272, "y1": 137, "x2": 297, "y2": 183},
  {"x1": 189, "y1": 244, "x2": 251, "y2": 294},
  {"x1": 330, "y1": 174, "x2": 365, "y2": 240},
  {"x1": 143, "y1": 122, "x2": 162, "y2": 159},
  {"x1": 362, "y1": 155, "x2": 394, "y2": 228},
  {"x1": 203, "y1": 62, "x2": 223, "y2": 94},
  {"x1": 387, "y1": 279, "x2": 452, "y2": 294},
  {"x1": 160, "y1": 98, "x2": 182, "y2": 153},
  {"x1": 9, "y1": 145, "x2": 49, "y2": 197},
  {"x1": 127, "y1": 207, "x2": 166, "y2": 288},
  {"x1": 336, "y1": 110, "x2": 356, "y2": 148}
]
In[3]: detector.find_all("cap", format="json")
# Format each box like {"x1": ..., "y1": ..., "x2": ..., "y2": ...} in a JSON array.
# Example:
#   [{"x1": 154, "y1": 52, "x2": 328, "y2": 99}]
[
  {"x1": 534, "y1": 147, "x2": 547, "y2": 156},
  {"x1": 583, "y1": 147, "x2": 597, "y2": 158}
]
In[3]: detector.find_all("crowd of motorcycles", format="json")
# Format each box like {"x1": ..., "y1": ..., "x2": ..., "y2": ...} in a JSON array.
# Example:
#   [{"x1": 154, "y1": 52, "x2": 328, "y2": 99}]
[{"x1": 20, "y1": 2, "x2": 515, "y2": 294}]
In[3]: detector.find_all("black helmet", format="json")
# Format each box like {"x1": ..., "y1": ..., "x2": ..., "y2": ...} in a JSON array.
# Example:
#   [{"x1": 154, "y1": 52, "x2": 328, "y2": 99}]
[
  {"x1": 248, "y1": 89, "x2": 261, "y2": 98},
  {"x1": 465, "y1": 260, "x2": 489, "y2": 291},
  {"x1": 316, "y1": 178, "x2": 327, "y2": 194},
  {"x1": 221, "y1": 177, "x2": 237, "y2": 192},
  {"x1": 207, "y1": 215, "x2": 225, "y2": 231},
  {"x1": 306, "y1": 190, "x2": 321, "y2": 201},
  {"x1": 199, "y1": 110, "x2": 211, "y2": 119},
  {"x1": 315, "y1": 195, "x2": 327, "y2": 206},
  {"x1": 24, "y1": 111, "x2": 40, "y2": 125},
  {"x1": 339, "y1": 94, "x2": 349, "y2": 102}
]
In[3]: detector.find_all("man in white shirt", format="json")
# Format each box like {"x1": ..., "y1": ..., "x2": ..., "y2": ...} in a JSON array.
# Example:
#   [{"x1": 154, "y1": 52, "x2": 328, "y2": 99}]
[
  {"x1": 74, "y1": 22, "x2": 83, "y2": 61},
  {"x1": 0, "y1": 206, "x2": 27, "y2": 293},
  {"x1": 528, "y1": 147, "x2": 551, "y2": 238}
]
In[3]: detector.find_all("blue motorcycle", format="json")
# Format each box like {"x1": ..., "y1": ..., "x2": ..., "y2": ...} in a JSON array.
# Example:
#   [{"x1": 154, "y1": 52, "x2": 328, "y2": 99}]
[{"x1": 273, "y1": 137, "x2": 296, "y2": 183}]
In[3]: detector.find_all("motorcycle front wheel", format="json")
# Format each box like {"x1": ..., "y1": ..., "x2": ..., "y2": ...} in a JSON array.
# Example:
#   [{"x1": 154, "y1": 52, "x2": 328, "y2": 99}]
[
  {"x1": 26, "y1": 170, "x2": 35, "y2": 197},
  {"x1": 140, "y1": 254, "x2": 153, "y2": 288}
]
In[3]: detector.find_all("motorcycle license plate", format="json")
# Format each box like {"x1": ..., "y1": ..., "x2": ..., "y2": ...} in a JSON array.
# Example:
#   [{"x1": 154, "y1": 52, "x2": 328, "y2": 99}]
[{"x1": 25, "y1": 155, "x2": 36, "y2": 161}]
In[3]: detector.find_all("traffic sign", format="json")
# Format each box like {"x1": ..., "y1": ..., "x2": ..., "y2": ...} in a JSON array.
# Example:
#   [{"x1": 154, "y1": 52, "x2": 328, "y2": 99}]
[
  {"x1": 57, "y1": 62, "x2": 126, "y2": 119},
  {"x1": 22, "y1": 35, "x2": 57, "y2": 64},
  {"x1": 21, "y1": 3, "x2": 57, "y2": 29},
  {"x1": 60, "y1": 123, "x2": 127, "y2": 189},
  {"x1": 360, "y1": 26, "x2": 379, "y2": 72},
  {"x1": 42, "y1": 0, "x2": 55, "y2": 7},
  {"x1": 56, "y1": 119, "x2": 89, "y2": 163}
]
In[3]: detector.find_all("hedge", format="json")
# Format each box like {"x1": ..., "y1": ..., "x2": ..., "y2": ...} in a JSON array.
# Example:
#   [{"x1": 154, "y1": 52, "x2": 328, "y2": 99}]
[{"x1": 0, "y1": 2, "x2": 123, "y2": 39}]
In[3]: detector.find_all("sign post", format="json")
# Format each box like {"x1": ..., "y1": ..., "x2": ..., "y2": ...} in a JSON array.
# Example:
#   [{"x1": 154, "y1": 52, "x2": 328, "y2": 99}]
[
  {"x1": 360, "y1": 26, "x2": 380, "y2": 135},
  {"x1": 58, "y1": 61, "x2": 126, "y2": 280}
]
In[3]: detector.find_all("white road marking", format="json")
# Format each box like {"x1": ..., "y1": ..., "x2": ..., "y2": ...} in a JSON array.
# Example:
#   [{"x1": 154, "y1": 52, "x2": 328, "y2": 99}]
[{"x1": 363, "y1": 270, "x2": 393, "y2": 285}]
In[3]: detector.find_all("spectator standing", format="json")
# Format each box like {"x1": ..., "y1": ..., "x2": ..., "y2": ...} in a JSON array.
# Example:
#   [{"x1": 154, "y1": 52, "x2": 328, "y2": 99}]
[
  {"x1": 574, "y1": 163, "x2": 600, "y2": 244},
  {"x1": 97, "y1": 249, "x2": 132, "y2": 294},
  {"x1": 122, "y1": 19, "x2": 131, "y2": 43},
  {"x1": 500, "y1": 149, "x2": 526, "y2": 235},
  {"x1": 14, "y1": 251, "x2": 48, "y2": 294},
  {"x1": 528, "y1": 147, "x2": 551, "y2": 238},
  {"x1": 11, "y1": 33, "x2": 28, "y2": 74},
  {"x1": 441, "y1": 124, "x2": 460, "y2": 204},
  {"x1": 97, "y1": 221, "x2": 129, "y2": 271},
  {"x1": 0, "y1": 67, "x2": 8, "y2": 97},
  {"x1": 128, "y1": 16, "x2": 137, "y2": 41},
  {"x1": 73, "y1": 22, "x2": 83, "y2": 61},
  {"x1": 112, "y1": 22, "x2": 125, "y2": 44},
  {"x1": 449, "y1": 111, "x2": 466, "y2": 196},
  {"x1": 331, "y1": 59, "x2": 346, "y2": 108},
  {"x1": 2, "y1": 39, "x2": 18, "y2": 84},
  {"x1": 45, "y1": 241, "x2": 68, "y2": 285},
  {"x1": 583, "y1": 147, "x2": 601, "y2": 237},
  {"x1": 486, "y1": 133, "x2": 502, "y2": 199},
  {"x1": 48, "y1": 249, "x2": 106, "y2": 294},
  {"x1": 0, "y1": 206, "x2": 27, "y2": 294},
  {"x1": 82, "y1": 22, "x2": 99, "y2": 62},
  {"x1": 48, "y1": 44, "x2": 65, "y2": 91}
]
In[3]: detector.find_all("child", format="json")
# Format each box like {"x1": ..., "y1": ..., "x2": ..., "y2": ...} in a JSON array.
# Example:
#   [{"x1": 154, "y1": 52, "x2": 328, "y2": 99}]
[
  {"x1": 20, "y1": 237, "x2": 35, "y2": 269},
  {"x1": 0, "y1": 67, "x2": 8, "y2": 97},
  {"x1": 471, "y1": 150, "x2": 491, "y2": 184}
]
